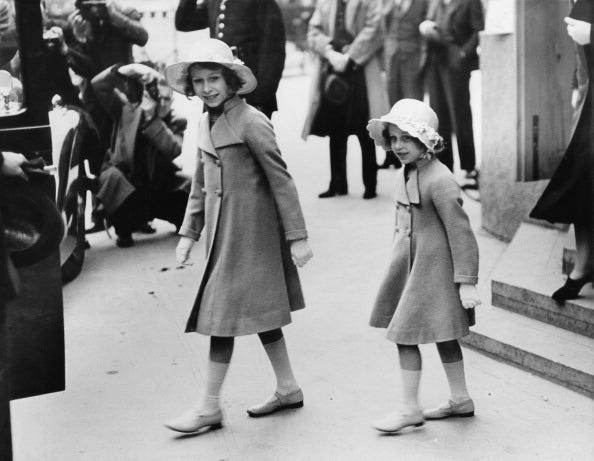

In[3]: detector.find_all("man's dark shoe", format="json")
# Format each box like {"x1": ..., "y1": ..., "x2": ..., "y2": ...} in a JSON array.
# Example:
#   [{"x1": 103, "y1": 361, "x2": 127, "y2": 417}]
[
  {"x1": 116, "y1": 234, "x2": 134, "y2": 248},
  {"x1": 318, "y1": 189, "x2": 347, "y2": 199},
  {"x1": 363, "y1": 190, "x2": 377, "y2": 199}
]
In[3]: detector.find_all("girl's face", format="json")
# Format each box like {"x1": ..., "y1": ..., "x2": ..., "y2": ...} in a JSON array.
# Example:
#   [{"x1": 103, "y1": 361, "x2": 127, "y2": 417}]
[
  {"x1": 387, "y1": 124, "x2": 427, "y2": 165},
  {"x1": 189, "y1": 65, "x2": 233, "y2": 107}
]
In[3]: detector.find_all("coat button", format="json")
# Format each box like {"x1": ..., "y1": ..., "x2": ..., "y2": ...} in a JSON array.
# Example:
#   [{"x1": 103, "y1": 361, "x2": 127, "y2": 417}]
[
  {"x1": 406, "y1": 230, "x2": 411, "y2": 237},
  {"x1": 201, "y1": 188, "x2": 207, "y2": 194},
  {"x1": 219, "y1": 13, "x2": 225, "y2": 20},
  {"x1": 199, "y1": 157, "x2": 205, "y2": 164},
  {"x1": 215, "y1": 189, "x2": 222, "y2": 197},
  {"x1": 217, "y1": 32, "x2": 224, "y2": 38},
  {"x1": 220, "y1": 3, "x2": 226, "y2": 11},
  {"x1": 215, "y1": 159, "x2": 221, "y2": 167},
  {"x1": 219, "y1": 22, "x2": 225, "y2": 29}
]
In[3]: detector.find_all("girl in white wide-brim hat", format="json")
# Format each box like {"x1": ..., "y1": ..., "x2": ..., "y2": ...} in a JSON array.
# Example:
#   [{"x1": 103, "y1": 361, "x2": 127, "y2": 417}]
[
  {"x1": 163, "y1": 38, "x2": 313, "y2": 434},
  {"x1": 367, "y1": 99, "x2": 481, "y2": 434}
]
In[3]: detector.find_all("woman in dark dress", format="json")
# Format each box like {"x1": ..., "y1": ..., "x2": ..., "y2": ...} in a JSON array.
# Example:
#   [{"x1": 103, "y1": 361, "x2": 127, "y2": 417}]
[{"x1": 530, "y1": 0, "x2": 594, "y2": 302}]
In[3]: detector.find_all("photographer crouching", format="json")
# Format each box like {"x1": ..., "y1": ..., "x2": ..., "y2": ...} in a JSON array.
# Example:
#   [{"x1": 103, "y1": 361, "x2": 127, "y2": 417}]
[{"x1": 92, "y1": 63, "x2": 191, "y2": 248}]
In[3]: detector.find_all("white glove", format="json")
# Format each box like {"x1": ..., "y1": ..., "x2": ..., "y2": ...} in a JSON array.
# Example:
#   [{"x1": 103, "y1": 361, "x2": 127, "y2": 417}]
[
  {"x1": 458, "y1": 284, "x2": 481, "y2": 310},
  {"x1": 325, "y1": 49, "x2": 349, "y2": 73},
  {"x1": 176, "y1": 236, "x2": 195, "y2": 264},
  {"x1": 565, "y1": 17, "x2": 592, "y2": 46},
  {"x1": 290, "y1": 239, "x2": 313, "y2": 268},
  {"x1": 419, "y1": 19, "x2": 440, "y2": 40}
]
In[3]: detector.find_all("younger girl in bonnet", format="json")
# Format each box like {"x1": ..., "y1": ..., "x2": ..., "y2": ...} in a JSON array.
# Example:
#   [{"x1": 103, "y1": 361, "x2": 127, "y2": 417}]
[
  {"x1": 162, "y1": 38, "x2": 313, "y2": 433},
  {"x1": 367, "y1": 99, "x2": 481, "y2": 433}
]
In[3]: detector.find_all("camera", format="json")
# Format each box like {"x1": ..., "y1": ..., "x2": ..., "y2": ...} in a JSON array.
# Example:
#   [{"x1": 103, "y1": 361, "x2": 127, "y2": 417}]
[
  {"x1": 116, "y1": 76, "x2": 159, "y2": 105},
  {"x1": 75, "y1": 0, "x2": 107, "y2": 20}
]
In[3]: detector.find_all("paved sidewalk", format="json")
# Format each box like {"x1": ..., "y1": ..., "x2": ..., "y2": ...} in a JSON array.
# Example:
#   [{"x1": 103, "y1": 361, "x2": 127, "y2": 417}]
[{"x1": 10, "y1": 73, "x2": 594, "y2": 461}]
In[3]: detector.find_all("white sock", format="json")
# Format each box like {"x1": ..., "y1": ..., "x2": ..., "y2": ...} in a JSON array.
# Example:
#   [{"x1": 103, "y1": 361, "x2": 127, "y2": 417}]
[
  {"x1": 442, "y1": 360, "x2": 471, "y2": 402},
  {"x1": 262, "y1": 337, "x2": 299, "y2": 395},
  {"x1": 200, "y1": 360, "x2": 230, "y2": 414},
  {"x1": 400, "y1": 369, "x2": 422, "y2": 413}
]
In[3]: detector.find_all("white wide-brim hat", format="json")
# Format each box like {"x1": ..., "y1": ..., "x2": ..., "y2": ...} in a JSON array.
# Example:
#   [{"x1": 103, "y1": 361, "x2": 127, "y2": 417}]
[
  {"x1": 164, "y1": 38, "x2": 257, "y2": 96},
  {"x1": 367, "y1": 99, "x2": 442, "y2": 152}
]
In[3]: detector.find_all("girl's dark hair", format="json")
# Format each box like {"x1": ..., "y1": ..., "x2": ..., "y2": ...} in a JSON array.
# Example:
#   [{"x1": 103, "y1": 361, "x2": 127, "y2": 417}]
[{"x1": 183, "y1": 62, "x2": 244, "y2": 97}]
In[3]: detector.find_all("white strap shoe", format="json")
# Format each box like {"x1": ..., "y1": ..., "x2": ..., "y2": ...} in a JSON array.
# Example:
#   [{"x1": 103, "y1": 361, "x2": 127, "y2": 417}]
[
  {"x1": 372, "y1": 410, "x2": 424, "y2": 433},
  {"x1": 164, "y1": 409, "x2": 223, "y2": 433},
  {"x1": 423, "y1": 398, "x2": 475, "y2": 420},
  {"x1": 247, "y1": 389, "x2": 304, "y2": 417}
]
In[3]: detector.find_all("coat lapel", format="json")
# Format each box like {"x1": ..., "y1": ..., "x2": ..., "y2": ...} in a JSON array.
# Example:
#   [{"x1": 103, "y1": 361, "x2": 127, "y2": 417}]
[
  {"x1": 446, "y1": 0, "x2": 463, "y2": 16},
  {"x1": 400, "y1": 0, "x2": 413, "y2": 15},
  {"x1": 394, "y1": 165, "x2": 421, "y2": 206},
  {"x1": 197, "y1": 113, "x2": 218, "y2": 158},
  {"x1": 211, "y1": 113, "x2": 243, "y2": 149},
  {"x1": 427, "y1": 0, "x2": 440, "y2": 20},
  {"x1": 345, "y1": 0, "x2": 361, "y2": 36}
]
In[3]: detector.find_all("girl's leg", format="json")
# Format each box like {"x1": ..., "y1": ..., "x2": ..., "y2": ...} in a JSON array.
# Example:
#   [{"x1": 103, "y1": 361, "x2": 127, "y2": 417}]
[
  {"x1": 164, "y1": 336, "x2": 234, "y2": 432},
  {"x1": 436, "y1": 339, "x2": 471, "y2": 403},
  {"x1": 423, "y1": 340, "x2": 475, "y2": 420},
  {"x1": 247, "y1": 329, "x2": 303, "y2": 417},
  {"x1": 397, "y1": 344, "x2": 422, "y2": 413},
  {"x1": 372, "y1": 344, "x2": 425, "y2": 433},
  {"x1": 201, "y1": 336, "x2": 234, "y2": 413},
  {"x1": 258, "y1": 328, "x2": 300, "y2": 395}
]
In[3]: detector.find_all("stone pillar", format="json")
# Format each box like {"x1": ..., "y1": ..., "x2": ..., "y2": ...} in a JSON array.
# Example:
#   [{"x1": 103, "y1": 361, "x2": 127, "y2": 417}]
[{"x1": 480, "y1": 0, "x2": 574, "y2": 240}]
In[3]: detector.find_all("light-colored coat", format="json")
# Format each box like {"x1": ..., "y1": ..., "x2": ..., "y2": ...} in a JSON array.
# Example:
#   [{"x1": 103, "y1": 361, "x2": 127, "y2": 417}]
[
  {"x1": 302, "y1": 0, "x2": 389, "y2": 138},
  {"x1": 179, "y1": 96, "x2": 308, "y2": 336},
  {"x1": 370, "y1": 158, "x2": 479, "y2": 344}
]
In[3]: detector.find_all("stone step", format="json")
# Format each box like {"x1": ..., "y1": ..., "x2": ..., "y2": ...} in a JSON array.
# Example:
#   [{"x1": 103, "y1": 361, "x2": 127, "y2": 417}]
[
  {"x1": 461, "y1": 306, "x2": 594, "y2": 399},
  {"x1": 492, "y1": 279, "x2": 594, "y2": 338}
]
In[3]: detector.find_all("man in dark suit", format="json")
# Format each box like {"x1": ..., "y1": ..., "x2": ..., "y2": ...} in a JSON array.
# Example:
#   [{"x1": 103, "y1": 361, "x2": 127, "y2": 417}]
[
  {"x1": 420, "y1": 0, "x2": 483, "y2": 182},
  {"x1": 175, "y1": 0, "x2": 286, "y2": 118}
]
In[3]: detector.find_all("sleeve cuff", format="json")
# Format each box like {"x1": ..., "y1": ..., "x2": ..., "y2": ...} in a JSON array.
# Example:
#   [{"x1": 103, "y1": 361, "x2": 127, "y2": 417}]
[
  {"x1": 285, "y1": 229, "x2": 307, "y2": 241},
  {"x1": 455, "y1": 275, "x2": 478, "y2": 284},
  {"x1": 178, "y1": 226, "x2": 200, "y2": 240},
  {"x1": 141, "y1": 116, "x2": 162, "y2": 137}
]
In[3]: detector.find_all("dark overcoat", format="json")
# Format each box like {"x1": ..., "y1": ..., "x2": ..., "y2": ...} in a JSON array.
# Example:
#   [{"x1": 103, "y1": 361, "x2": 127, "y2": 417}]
[
  {"x1": 179, "y1": 96, "x2": 308, "y2": 336},
  {"x1": 175, "y1": 0, "x2": 286, "y2": 115},
  {"x1": 370, "y1": 158, "x2": 478, "y2": 344},
  {"x1": 302, "y1": 0, "x2": 389, "y2": 138}
]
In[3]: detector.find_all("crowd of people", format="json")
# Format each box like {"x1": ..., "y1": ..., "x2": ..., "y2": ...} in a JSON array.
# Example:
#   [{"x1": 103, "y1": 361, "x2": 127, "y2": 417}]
[{"x1": 0, "y1": 0, "x2": 592, "y2": 457}]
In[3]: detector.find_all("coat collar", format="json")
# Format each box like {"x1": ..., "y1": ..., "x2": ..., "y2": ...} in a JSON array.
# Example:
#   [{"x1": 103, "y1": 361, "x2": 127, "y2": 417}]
[
  {"x1": 197, "y1": 96, "x2": 245, "y2": 157},
  {"x1": 394, "y1": 157, "x2": 433, "y2": 206}
]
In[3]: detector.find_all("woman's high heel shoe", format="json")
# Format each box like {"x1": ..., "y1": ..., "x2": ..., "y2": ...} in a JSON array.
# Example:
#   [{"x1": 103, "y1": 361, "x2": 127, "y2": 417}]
[{"x1": 551, "y1": 274, "x2": 592, "y2": 302}]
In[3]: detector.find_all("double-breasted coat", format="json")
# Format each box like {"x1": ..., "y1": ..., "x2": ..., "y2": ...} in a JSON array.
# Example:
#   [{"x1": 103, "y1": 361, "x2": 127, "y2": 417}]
[
  {"x1": 370, "y1": 158, "x2": 478, "y2": 344},
  {"x1": 302, "y1": 0, "x2": 389, "y2": 139},
  {"x1": 179, "y1": 96, "x2": 308, "y2": 336}
]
